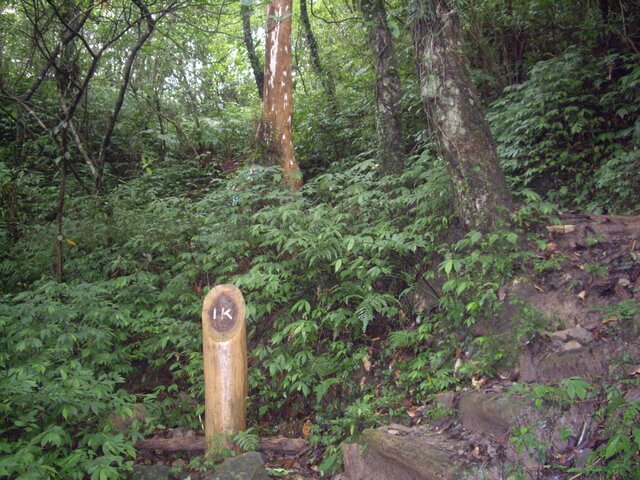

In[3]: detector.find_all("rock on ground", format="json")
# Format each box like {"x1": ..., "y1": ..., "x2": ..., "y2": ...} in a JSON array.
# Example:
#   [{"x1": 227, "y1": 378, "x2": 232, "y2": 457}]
[
  {"x1": 342, "y1": 428, "x2": 467, "y2": 480},
  {"x1": 129, "y1": 465, "x2": 171, "y2": 480},
  {"x1": 210, "y1": 452, "x2": 269, "y2": 480}
]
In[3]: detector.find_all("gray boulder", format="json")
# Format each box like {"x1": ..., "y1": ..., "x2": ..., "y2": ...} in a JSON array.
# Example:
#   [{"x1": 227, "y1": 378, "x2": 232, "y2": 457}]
[{"x1": 210, "y1": 452, "x2": 269, "y2": 480}]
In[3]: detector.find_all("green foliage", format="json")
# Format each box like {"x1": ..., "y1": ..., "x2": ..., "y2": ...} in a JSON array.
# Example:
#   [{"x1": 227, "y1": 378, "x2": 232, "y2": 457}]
[
  {"x1": 569, "y1": 380, "x2": 640, "y2": 479},
  {"x1": 437, "y1": 228, "x2": 525, "y2": 328},
  {"x1": 583, "y1": 262, "x2": 609, "y2": 278},
  {"x1": 508, "y1": 372, "x2": 640, "y2": 477},
  {"x1": 1, "y1": 152, "x2": 458, "y2": 473},
  {"x1": 591, "y1": 299, "x2": 640, "y2": 324},
  {"x1": 509, "y1": 422, "x2": 546, "y2": 461},
  {"x1": 5, "y1": 148, "x2": 551, "y2": 470},
  {"x1": 508, "y1": 377, "x2": 594, "y2": 410},
  {"x1": 461, "y1": 0, "x2": 618, "y2": 99},
  {"x1": 232, "y1": 428, "x2": 259, "y2": 452},
  {"x1": 228, "y1": 156, "x2": 453, "y2": 426},
  {"x1": 2, "y1": 1, "x2": 638, "y2": 476},
  {"x1": 507, "y1": 378, "x2": 594, "y2": 466},
  {"x1": 490, "y1": 49, "x2": 640, "y2": 213},
  {"x1": 0, "y1": 281, "x2": 138, "y2": 479}
]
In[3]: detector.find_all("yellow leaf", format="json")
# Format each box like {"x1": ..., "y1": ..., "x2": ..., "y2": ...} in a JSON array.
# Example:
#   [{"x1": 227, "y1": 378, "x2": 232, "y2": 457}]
[
  {"x1": 546, "y1": 224, "x2": 576, "y2": 234},
  {"x1": 301, "y1": 420, "x2": 313, "y2": 439},
  {"x1": 362, "y1": 355, "x2": 372, "y2": 372},
  {"x1": 65, "y1": 238, "x2": 77, "y2": 246}
]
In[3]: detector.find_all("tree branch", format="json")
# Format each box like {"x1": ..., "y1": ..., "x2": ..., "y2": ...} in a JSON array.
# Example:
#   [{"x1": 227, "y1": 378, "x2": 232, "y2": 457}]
[{"x1": 95, "y1": 0, "x2": 157, "y2": 186}]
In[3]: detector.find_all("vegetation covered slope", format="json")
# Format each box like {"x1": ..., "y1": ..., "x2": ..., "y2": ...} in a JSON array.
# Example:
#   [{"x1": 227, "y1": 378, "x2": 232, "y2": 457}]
[{"x1": 0, "y1": 0, "x2": 638, "y2": 478}]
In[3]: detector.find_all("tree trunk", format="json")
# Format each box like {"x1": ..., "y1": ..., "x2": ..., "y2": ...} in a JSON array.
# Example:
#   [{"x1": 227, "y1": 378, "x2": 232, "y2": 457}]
[
  {"x1": 96, "y1": 0, "x2": 156, "y2": 191},
  {"x1": 411, "y1": 0, "x2": 512, "y2": 231},
  {"x1": 54, "y1": 0, "x2": 76, "y2": 283},
  {"x1": 300, "y1": 0, "x2": 335, "y2": 101},
  {"x1": 359, "y1": 0, "x2": 404, "y2": 174},
  {"x1": 155, "y1": 90, "x2": 166, "y2": 162},
  {"x1": 55, "y1": 160, "x2": 67, "y2": 283},
  {"x1": 261, "y1": 0, "x2": 302, "y2": 190},
  {"x1": 2, "y1": 182, "x2": 20, "y2": 244},
  {"x1": 241, "y1": 3, "x2": 264, "y2": 99}
]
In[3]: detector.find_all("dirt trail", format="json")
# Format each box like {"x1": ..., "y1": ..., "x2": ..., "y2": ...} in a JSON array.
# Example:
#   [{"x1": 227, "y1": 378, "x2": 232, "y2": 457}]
[{"x1": 341, "y1": 213, "x2": 640, "y2": 479}]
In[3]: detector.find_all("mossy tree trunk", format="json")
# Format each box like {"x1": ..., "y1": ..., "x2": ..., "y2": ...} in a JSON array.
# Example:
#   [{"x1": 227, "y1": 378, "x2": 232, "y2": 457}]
[
  {"x1": 300, "y1": 0, "x2": 335, "y2": 102},
  {"x1": 411, "y1": 0, "x2": 512, "y2": 231},
  {"x1": 241, "y1": 3, "x2": 264, "y2": 99},
  {"x1": 261, "y1": 0, "x2": 303, "y2": 190},
  {"x1": 359, "y1": 0, "x2": 404, "y2": 175},
  {"x1": 54, "y1": 0, "x2": 78, "y2": 283}
]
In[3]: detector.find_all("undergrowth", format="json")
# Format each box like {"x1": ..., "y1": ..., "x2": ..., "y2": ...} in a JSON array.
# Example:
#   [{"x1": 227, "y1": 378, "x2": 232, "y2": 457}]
[
  {"x1": 0, "y1": 149, "x2": 633, "y2": 478},
  {"x1": 489, "y1": 49, "x2": 640, "y2": 214}
]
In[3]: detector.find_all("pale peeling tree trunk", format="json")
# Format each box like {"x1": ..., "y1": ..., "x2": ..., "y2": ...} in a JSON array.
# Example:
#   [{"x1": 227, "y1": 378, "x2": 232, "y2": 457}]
[
  {"x1": 360, "y1": 0, "x2": 404, "y2": 174},
  {"x1": 411, "y1": 0, "x2": 512, "y2": 231},
  {"x1": 261, "y1": 0, "x2": 302, "y2": 190}
]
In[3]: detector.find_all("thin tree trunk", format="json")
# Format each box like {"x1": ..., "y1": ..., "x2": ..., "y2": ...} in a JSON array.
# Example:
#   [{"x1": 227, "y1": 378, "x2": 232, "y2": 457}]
[
  {"x1": 300, "y1": 0, "x2": 335, "y2": 101},
  {"x1": 55, "y1": 158, "x2": 67, "y2": 283},
  {"x1": 96, "y1": 0, "x2": 156, "y2": 190},
  {"x1": 411, "y1": 0, "x2": 512, "y2": 231},
  {"x1": 152, "y1": 58, "x2": 167, "y2": 162},
  {"x1": 155, "y1": 91, "x2": 166, "y2": 162},
  {"x1": 3, "y1": 182, "x2": 20, "y2": 244},
  {"x1": 261, "y1": 0, "x2": 303, "y2": 190},
  {"x1": 54, "y1": 0, "x2": 75, "y2": 283},
  {"x1": 241, "y1": 4, "x2": 264, "y2": 99},
  {"x1": 359, "y1": 0, "x2": 404, "y2": 174}
]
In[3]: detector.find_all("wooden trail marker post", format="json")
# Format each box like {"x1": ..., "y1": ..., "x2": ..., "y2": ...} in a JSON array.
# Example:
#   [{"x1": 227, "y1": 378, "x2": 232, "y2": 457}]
[{"x1": 201, "y1": 284, "x2": 247, "y2": 452}]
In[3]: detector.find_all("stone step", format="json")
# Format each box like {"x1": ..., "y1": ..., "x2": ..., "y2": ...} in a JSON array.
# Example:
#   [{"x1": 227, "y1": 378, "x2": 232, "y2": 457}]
[
  {"x1": 457, "y1": 389, "x2": 597, "y2": 477},
  {"x1": 341, "y1": 428, "x2": 469, "y2": 480},
  {"x1": 519, "y1": 343, "x2": 609, "y2": 384},
  {"x1": 458, "y1": 390, "x2": 528, "y2": 441}
]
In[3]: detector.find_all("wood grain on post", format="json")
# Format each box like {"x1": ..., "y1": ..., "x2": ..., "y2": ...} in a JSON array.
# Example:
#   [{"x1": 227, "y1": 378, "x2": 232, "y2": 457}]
[{"x1": 201, "y1": 284, "x2": 247, "y2": 453}]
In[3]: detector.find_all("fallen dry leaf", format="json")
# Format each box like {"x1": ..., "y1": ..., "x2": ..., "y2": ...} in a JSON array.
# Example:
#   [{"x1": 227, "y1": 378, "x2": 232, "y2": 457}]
[
  {"x1": 472, "y1": 377, "x2": 487, "y2": 389},
  {"x1": 563, "y1": 340, "x2": 582, "y2": 351},
  {"x1": 498, "y1": 285, "x2": 508, "y2": 301},
  {"x1": 406, "y1": 405, "x2": 425, "y2": 418},
  {"x1": 577, "y1": 290, "x2": 587, "y2": 300},
  {"x1": 615, "y1": 285, "x2": 632, "y2": 299},
  {"x1": 454, "y1": 357, "x2": 463, "y2": 375},
  {"x1": 301, "y1": 420, "x2": 313, "y2": 439},
  {"x1": 280, "y1": 459, "x2": 296, "y2": 469},
  {"x1": 618, "y1": 277, "x2": 631, "y2": 287},
  {"x1": 546, "y1": 224, "x2": 577, "y2": 234},
  {"x1": 362, "y1": 355, "x2": 372, "y2": 372}
]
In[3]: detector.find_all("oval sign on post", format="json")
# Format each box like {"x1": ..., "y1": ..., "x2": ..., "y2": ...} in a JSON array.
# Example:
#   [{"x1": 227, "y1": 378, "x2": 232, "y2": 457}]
[{"x1": 201, "y1": 284, "x2": 247, "y2": 453}]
